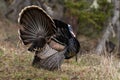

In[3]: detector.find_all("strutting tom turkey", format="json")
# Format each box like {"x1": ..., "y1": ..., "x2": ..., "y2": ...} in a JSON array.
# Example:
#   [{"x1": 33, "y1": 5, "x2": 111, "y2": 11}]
[{"x1": 18, "y1": 5, "x2": 80, "y2": 71}]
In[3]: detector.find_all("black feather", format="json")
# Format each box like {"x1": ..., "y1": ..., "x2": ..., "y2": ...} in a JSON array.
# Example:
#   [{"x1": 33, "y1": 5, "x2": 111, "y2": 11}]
[
  {"x1": 64, "y1": 37, "x2": 80, "y2": 59},
  {"x1": 53, "y1": 19, "x2": 73, "y2": 44},
  {"x1": 53, "y1": 19, "x2": 80, "y2": 59}
]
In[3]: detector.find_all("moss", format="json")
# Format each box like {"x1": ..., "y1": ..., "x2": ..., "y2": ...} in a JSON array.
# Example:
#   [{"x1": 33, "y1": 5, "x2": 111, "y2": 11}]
[{"x1": 0, "y1": 48, "x2": 4, "y2": 57}]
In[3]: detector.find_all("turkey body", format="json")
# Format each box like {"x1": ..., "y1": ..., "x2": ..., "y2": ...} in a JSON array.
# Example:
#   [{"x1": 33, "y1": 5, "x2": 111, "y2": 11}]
[{"x1": 18, "y1": 5, "x2": 80, "y2": 71}]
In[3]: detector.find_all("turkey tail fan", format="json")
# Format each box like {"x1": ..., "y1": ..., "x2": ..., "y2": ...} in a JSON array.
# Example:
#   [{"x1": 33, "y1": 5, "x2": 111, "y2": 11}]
[{"x1": 18, "y1": 5, "x2": 56, "y2": 51}]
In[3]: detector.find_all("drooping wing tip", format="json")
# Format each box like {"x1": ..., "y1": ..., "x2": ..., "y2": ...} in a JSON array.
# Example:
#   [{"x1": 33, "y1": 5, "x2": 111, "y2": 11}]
[{"x1": 32, "y1": 52, "x2": 65, "y2": 71}]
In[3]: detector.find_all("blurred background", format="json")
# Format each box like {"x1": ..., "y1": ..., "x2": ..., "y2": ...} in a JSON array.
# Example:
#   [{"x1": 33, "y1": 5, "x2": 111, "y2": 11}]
[
  {"x1": 0, "y1": 0, "x2": 120, "y2": 80},
  {"x1": 0, "y1": 0, "x2": 113, "y2": 36},
  {"x1": 0, "y1": 0, "x2": 115, "y2": 51}
]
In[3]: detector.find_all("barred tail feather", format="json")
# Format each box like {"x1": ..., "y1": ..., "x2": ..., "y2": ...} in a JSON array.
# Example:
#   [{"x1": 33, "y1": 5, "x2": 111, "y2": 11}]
[{"x1": 18, "y1": 5, "x2": 56, "y2": 51}]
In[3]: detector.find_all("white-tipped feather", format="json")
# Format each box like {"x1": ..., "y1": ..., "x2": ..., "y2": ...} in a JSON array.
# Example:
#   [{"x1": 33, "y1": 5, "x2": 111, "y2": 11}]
[
  {"x1": 17, "y1": 29, "x2": 25, "y2": 45},
  {"x1": 18, "y1": 5, "x2": 56, "y2": 46},
  {"x1": 18, "y1": 5, "x2": 55, "y2": 27}
]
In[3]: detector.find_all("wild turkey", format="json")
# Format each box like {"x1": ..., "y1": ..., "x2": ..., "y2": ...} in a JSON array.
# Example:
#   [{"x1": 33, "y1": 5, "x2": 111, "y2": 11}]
[{"x1": 18, "y1": 5, "x2": 80, "y2": 71}]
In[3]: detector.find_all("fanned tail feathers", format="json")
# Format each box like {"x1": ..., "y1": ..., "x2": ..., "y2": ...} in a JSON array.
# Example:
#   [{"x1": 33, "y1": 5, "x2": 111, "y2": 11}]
[{"x1": 18, "y1": 5, "x2": 56, "y2": 51}]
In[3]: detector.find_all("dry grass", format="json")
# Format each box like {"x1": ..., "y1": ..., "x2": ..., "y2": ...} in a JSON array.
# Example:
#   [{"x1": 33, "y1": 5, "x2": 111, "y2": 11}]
[{"x1": 0, "y1": 20, "x2": 120, "y2": 80}]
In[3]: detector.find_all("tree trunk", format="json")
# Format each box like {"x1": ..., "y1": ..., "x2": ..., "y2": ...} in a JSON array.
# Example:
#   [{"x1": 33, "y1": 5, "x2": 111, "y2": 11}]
[
  {"x1": 117, "y1": 20, "x2": 120, "y2": 56},
  {"x1": 95, "y1": 0, "x2": 120, "y2": 54}
]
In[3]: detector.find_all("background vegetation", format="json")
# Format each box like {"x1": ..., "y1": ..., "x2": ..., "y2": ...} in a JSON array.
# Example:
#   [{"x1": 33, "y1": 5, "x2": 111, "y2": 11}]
[
  {"x1": 64, "y1": 0, "x2": 113, "y2": 38},
  {"x1": 0, "y1": 0, "x2": 120, "y2": 80}
]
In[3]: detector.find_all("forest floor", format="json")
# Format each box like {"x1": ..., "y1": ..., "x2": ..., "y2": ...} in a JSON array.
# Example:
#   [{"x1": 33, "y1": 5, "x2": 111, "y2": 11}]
[{"x1": 0, "y1": 19, "x2": 120, "y2": 80}]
